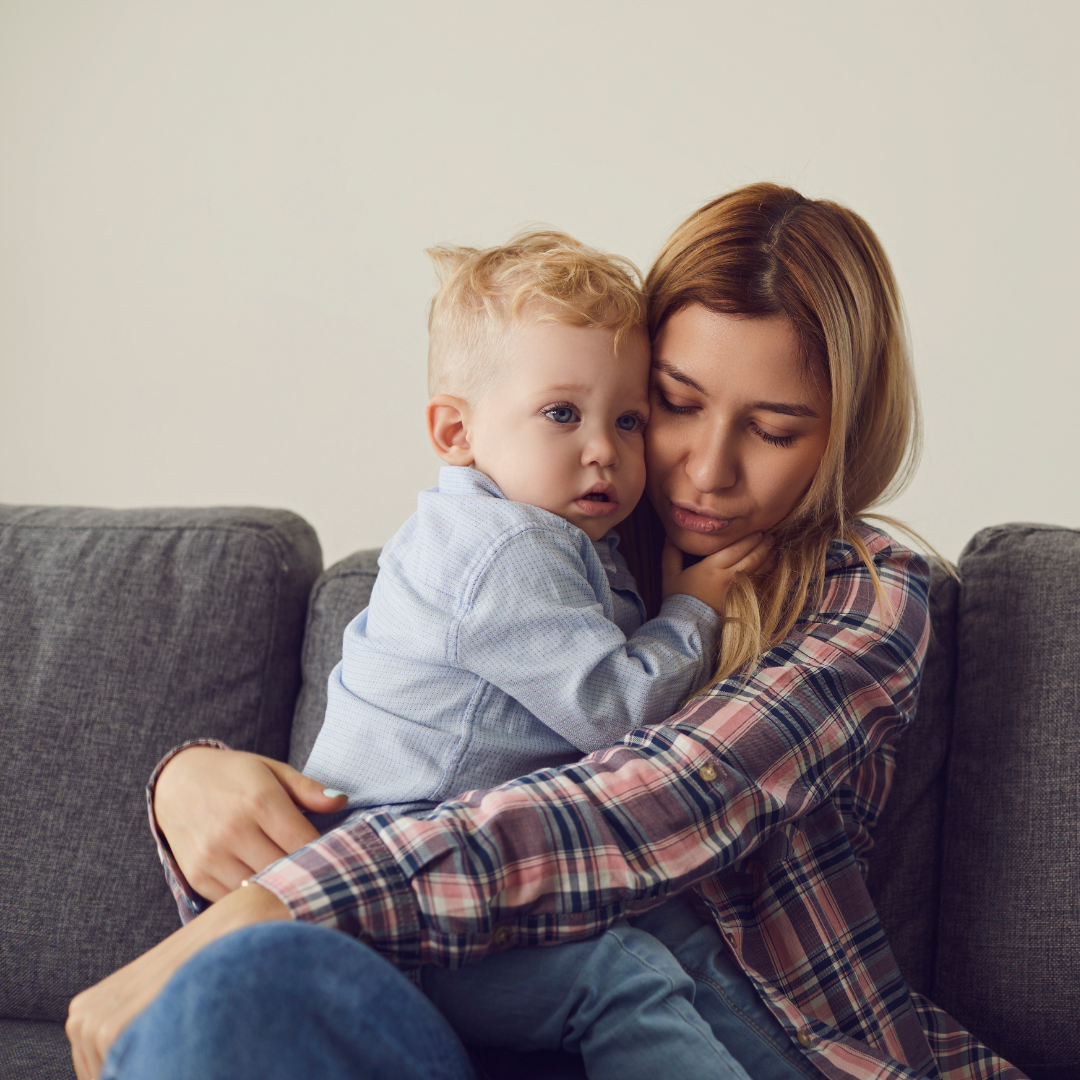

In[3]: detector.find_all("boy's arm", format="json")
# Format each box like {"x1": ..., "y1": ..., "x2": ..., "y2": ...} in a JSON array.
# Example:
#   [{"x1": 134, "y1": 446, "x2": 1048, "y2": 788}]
[{"x1": 455, "y1": 528, "x2": 722, "y2": 752}]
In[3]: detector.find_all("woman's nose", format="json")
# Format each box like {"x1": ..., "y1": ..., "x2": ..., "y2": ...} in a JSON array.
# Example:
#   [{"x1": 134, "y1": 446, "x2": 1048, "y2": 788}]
[{"x1": 688, "y1": 427, "x2": 737, "y2": 493}]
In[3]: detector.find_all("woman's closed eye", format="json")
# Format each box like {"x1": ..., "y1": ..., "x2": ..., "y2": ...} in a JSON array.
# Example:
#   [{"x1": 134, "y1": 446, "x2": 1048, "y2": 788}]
[
  {"x1": 749, "y1": 421, "x2": 796, "y2": 448},
  {"x1": 542, "y1": 403, "x2": 580, "y2": 424},
  {"x1": 654, "y1": 391, "x2": 696, "y2": 416}
]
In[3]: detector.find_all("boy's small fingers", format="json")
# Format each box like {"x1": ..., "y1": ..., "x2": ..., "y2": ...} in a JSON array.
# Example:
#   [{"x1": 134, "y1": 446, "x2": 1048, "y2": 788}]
[
  {"x1": 706, "y1": 532, "x2": 764, "y2": 568},
  {"x1": 734, "y1": 538, "x2": 777, "y2": 574},
  {"x1": 661, "y1": 537, "x2": 683, "y2": 581}
]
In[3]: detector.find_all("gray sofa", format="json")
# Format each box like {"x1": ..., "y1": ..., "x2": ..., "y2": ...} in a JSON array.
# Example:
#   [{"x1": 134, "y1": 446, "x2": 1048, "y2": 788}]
[{"x1": 0, "y1": 505, "x2": 1076, "y2": 1079}]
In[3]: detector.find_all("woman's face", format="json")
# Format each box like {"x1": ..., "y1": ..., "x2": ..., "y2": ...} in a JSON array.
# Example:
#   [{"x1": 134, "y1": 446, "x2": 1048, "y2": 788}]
[{"x1": 645, "y1": 304, "x2": 832, "y2": 557}]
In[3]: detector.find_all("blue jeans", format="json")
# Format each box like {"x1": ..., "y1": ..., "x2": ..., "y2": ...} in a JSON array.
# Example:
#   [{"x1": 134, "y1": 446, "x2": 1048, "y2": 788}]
[
  {"x1": 424, "y1": 897, "x2": 819, "y2": 1080},
  {"x1": 102, "y1": 903, "x2": 820, "y2": 1080}
]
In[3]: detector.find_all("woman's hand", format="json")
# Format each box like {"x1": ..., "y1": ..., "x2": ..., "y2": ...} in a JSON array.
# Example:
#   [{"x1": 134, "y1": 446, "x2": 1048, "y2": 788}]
[
  {"x1": 154, "y1": 746, "x2": 348, "y2": 901},
  {"x1": 66, "y1": 882, "x2": 290, "y2": 1080},
  {"x1": 661, "y1": 532, "x2": 775, "y2": 615}
]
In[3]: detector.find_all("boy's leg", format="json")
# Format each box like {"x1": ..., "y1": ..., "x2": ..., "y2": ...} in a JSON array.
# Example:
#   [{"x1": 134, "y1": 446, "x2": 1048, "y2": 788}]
[
  {"x1": 101, "y1": 922, "x2": 476, "y2": 1080},
  {"x1": 422, "y1": 924, "x2": 753, "y2": 1080},
  {"x1": 630, "y1": 898, "x2": 823, "y2": 1080}
]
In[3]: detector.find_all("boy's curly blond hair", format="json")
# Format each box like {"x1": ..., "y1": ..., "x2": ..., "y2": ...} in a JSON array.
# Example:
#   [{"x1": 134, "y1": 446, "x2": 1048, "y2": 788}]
[{"x1": 426, "y1": 229, "x2": 647, "y2": 399}]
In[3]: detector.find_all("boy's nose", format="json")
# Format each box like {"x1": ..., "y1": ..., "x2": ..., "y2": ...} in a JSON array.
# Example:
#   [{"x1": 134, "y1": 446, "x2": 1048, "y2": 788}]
[{"x1": 583, "y1": 431, "x2": 619, "y2": 469}]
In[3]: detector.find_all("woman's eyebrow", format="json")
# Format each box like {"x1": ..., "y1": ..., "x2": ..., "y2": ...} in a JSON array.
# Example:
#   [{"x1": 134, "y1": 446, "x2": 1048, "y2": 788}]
[
  {"x1": 653, "y1": 360, "x2": 706, "y2": 393},
  {"x1": 753, "y1": 401, "x2": 821, "y2": 418}
]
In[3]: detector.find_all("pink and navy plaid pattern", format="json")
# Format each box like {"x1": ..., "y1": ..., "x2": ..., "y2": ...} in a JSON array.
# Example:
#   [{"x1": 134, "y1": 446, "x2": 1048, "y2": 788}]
[{"x1": 153, "y1": 524, "x2": 1024, "y2": 1080}]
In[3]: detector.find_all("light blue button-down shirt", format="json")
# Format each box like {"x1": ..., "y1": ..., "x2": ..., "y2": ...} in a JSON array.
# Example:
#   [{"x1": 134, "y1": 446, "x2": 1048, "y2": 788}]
[{"x1": 303, "y1": 466, "x2": 719, "y2": 809}]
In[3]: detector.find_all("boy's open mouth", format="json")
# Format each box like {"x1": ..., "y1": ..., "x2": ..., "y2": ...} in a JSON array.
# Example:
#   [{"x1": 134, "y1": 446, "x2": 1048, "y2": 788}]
[{"x1": 574, "y1": 484, "x2": 620, "y2": 518}]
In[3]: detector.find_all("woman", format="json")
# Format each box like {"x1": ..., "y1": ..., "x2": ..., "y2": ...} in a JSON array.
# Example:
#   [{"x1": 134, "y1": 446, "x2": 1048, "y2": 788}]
[{"x1": 67, "y1": 184, "x2": 1023, "y2": 1080}]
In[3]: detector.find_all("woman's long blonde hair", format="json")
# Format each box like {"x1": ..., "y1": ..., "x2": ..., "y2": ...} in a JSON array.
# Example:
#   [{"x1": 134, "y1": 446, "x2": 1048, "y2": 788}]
[{"x1": 618, "y1": 182, "x2": 920, "y2": 689}]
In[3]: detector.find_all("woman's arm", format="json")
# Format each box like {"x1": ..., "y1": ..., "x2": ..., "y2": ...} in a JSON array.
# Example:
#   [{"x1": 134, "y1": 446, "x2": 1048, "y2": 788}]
[
  {"x1": 69, "y1": 530, "x2": 926, "y2": 1075},
  {"x1": 254, "y1": 529, "x2": 929, "y2": 968}
]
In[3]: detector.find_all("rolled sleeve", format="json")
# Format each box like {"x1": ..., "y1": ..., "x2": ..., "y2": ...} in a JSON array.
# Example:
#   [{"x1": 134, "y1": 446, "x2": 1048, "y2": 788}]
[{"x1": 145, "y1": 738, "x2": 229, "y2": 924}]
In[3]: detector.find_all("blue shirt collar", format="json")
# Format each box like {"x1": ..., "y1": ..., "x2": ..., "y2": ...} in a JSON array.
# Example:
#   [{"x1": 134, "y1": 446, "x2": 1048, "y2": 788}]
[{"x1": 436, "y1": 465, "x2": 620, "y2": 553}]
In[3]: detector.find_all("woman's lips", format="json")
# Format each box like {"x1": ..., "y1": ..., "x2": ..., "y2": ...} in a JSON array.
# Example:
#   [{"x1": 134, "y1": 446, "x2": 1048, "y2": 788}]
[{"x1": 669, "y1": 502, "x2": 732, "y2": 534}]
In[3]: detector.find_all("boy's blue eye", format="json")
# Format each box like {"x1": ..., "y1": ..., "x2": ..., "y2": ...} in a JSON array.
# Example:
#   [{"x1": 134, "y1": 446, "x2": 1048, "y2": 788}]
[
  {"x1": 616, "y1": 414, "x2": 638, "y2": 431},
  {"x1": 545, "y1": 406, "x2": 579, "y2": 424}
]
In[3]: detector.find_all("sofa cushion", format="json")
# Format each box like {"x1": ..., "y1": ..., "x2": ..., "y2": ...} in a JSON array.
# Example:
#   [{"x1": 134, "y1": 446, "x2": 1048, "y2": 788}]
[
  {"x1": 0, "y1": 505, "x2": 321, "y2": 1025},
  {"x1": 935, "y1": 524, "x2": 1080, "y2": 1077},
  {"x1": 289, "y1": 548, "x2": 381, "y2": 770},
  {"x1": 866, "y1": 558, "x2": 958, "y2": 997},
  {"x1": 0, "y1": 1020, "x2": 75, "y2": 1080}
]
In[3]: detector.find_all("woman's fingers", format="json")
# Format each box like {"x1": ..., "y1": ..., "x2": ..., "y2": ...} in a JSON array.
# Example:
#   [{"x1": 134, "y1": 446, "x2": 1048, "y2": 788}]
[
  {"x1": 255, "y1": 782, "x2": 324, "y2": 858},
  {"x1": 260, "y1": 755, "x2": 350, "y2": 815},
  {"x1": 152, "y1": 746, "x2": 348, "y2": 898}
]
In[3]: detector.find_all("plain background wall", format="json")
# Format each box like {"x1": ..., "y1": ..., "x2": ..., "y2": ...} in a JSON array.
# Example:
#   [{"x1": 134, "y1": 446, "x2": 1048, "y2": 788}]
[{"x1": 1, "y1": 0, "x2": 1076, "y2": 567}]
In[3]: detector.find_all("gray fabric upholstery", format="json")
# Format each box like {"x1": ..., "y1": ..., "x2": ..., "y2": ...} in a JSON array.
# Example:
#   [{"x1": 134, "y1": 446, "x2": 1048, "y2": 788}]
[
  {"x1": 866, "y1": 559, "x2": 959, "y2": 997},
  {"x1": 0, "y1": 506, "x2": 322, "y2": 1025},
  {"x1": 935, "y1": 524, "x2": 1080, "y2": 1075},
  {"x1": 289, "y1": 548, "x2": 381, "y2": 770},
  {"x1": 0, "y1": 1020, "x2": 75, "y2": 1080}
]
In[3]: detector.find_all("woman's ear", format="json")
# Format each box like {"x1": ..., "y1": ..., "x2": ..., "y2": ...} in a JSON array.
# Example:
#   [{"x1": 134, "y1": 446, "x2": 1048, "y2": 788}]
[{"x1": 426, "y1": 395, "x2": 475, "y2": 466}]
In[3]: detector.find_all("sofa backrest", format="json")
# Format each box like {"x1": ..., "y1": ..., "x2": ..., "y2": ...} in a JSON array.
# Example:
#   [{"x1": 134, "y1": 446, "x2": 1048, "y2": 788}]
[
  {"x1": 934, "y1": 524, "x2": 1080, "y2": 1078},
  {"x1": 288, "y1": 548, "x2": 381, "y2": 770},
  {"x1": 0, "y1": 505, "x2": 322, "y2": 1024}
]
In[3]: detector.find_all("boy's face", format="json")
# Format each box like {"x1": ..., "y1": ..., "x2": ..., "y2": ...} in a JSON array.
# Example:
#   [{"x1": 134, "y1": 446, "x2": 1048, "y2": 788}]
[{"x1": 465, "y1": 321, "x2": 651, "y2": 541}]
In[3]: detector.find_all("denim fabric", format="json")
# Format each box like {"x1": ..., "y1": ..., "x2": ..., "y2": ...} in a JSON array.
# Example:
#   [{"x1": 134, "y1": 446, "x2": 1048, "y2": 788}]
[
  {"x1": 100, "y1": 912, "x2": 818, "y2": 1080},
  {"x1": 423, "y1": 898, "x2": 819, "y2": 1080},
  {"x1": 101, "y1": 923, "x2": 476, "y2": 1080},
  {"x1": 303, "y1": 466, "x2": 717, "y2": 808},
  {"x1": 630, "y1": 898, "x2": 822, "y2": 1080},
  {"x1": 423, "y1": 920, "x2": 750, "y2": 1080}
]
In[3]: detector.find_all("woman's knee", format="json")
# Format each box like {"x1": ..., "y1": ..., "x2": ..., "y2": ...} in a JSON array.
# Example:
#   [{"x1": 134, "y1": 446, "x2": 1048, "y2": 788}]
[{"x1": 105, "y1": 922, "x2": 476, "y2": 1080}]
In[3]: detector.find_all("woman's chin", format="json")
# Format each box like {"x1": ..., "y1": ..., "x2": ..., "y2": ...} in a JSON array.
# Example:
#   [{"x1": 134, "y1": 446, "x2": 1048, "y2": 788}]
[{"x1": 666, "y1": 527, "x2": 736, "y2": 558}]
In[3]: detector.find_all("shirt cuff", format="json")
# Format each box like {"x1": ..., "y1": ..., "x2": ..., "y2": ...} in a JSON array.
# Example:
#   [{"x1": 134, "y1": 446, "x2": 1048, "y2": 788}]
[
  {"x1": 658, "y1": 592, "x2": 721, "y2": 646},
  {"x1": 254, "y1": 816, "x2": 424, "y2": 967},
  {"x1": 145, "y1": 738, "x2": 230, "y2": 925}
]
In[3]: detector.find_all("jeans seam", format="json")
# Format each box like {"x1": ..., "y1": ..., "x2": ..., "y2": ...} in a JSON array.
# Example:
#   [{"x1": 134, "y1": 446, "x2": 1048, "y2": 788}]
[
  {"x1": 608, "y1": 933, "x2": 753, "y2": 1070},
  {"x1": 682, "y1": 960, "x2": 824, "y2": 1080}
]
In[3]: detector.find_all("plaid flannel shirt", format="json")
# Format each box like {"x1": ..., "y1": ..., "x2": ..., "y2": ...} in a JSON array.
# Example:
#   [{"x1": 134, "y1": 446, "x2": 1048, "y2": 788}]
[{"x1": 150, "y1": 524, "x2": 1025, "y2": 1080}]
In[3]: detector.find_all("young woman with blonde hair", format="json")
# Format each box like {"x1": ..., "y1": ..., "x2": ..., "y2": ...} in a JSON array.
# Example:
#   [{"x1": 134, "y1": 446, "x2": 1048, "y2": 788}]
[{"x1": 69, "y1": 184, "x2": 1023, "y2": 1080}]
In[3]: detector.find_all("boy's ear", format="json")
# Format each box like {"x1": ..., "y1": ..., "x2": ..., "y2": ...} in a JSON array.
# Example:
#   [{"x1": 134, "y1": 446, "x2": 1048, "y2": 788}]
[{"x1": 426, "y1": 395, "x2": 475, "y2": 466}]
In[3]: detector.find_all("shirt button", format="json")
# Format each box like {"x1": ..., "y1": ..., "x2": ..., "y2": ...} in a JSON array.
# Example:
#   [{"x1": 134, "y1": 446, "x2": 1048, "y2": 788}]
[
  {"x1": 492, "y1": 925, "x2": 514, "y2": 948},
  {"x1": 797, "y1": 1028, "x2": 813, "y2": 1048},
  {"x1": 357, "y1": 931, "x2": 374, "y2": 947},
  {"x1": 698, "y1": 762, "x2": 719, "y2": 782}
]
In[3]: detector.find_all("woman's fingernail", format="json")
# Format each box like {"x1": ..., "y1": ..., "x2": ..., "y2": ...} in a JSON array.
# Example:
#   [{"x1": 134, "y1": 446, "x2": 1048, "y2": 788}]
[{"x1": 323, "y1": 788, "x2": 347, "y2": 798}]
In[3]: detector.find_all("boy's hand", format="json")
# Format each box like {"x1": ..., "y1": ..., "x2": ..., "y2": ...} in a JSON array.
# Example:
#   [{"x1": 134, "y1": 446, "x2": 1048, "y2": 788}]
[{"x1": 661, "y1": 532, "x2": 775, "y2": 616}]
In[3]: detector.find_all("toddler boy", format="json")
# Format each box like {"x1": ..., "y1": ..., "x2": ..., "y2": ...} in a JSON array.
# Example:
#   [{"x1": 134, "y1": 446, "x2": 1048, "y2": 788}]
[{"x1": 303, "y1": 230, "x2": 772, "y2": 1079}]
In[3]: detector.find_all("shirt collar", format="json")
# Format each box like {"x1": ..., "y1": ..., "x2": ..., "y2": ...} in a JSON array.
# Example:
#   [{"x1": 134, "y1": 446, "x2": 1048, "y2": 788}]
[
  {"x1": 437, "y1": 465, "x2": 620, "y2": 554},
  {"x1": 437, "y1": 465, "x2": 507, "y2": 500}
]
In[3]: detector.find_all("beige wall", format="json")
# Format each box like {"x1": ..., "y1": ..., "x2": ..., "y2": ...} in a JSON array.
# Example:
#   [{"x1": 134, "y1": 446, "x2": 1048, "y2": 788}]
[{"x1": 1, "y1": 0, "x2": 1077, "y2": 566}]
